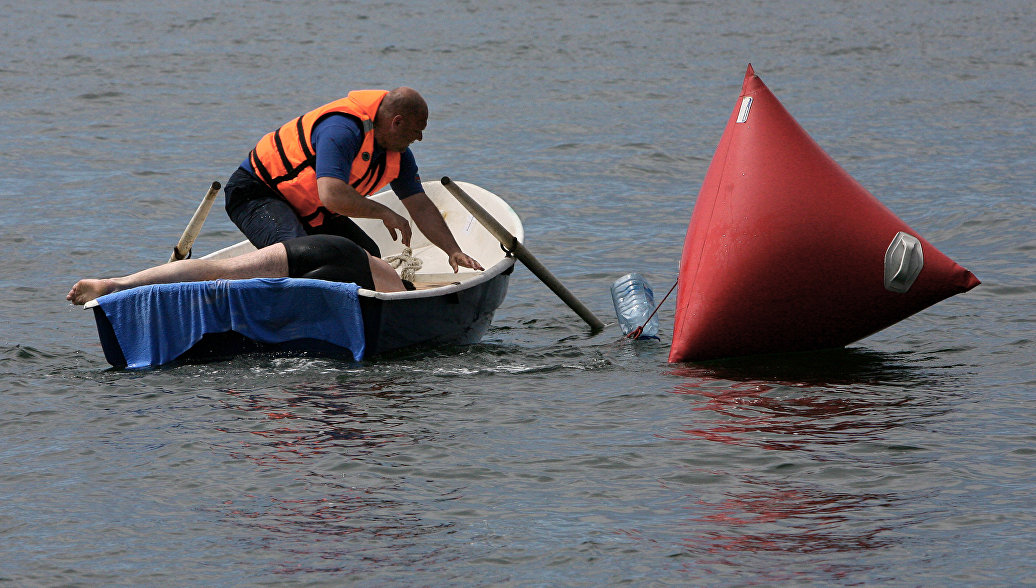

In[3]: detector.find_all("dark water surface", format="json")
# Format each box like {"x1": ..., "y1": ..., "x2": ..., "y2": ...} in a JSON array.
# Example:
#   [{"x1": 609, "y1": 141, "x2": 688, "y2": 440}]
[{"x1": 2, "y1": 0, "x2": 1034, "y2": 585}]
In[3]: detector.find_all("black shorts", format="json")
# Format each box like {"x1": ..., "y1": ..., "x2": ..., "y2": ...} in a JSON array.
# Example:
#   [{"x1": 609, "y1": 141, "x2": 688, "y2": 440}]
[
  {"x1": 283, "y1": 235, "x2": 376, "y2": 290},
  {"x1": 224, "y1": 167, "x2": 382, "y2": 257}
]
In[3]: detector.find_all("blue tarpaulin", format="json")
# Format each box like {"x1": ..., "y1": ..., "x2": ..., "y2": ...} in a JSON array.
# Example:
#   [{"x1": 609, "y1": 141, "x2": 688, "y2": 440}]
[{"x1": 96, "y1": 278, "x2": 365, "y2": 368}]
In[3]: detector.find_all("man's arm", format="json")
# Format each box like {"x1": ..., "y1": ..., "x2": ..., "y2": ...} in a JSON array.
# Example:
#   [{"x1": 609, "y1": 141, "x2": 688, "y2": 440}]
[
  {"x1": 317, "y1": 176, "x2": 413, "y2": 246},
  {"x1": 401, "y1": 192, "x2": 484, "y2": 272}
]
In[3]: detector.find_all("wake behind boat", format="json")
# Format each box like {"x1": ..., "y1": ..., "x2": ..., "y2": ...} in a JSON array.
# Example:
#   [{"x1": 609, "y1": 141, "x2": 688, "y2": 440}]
[{"x1": 85, "y1": 180, "x2": 523, "y2": 368}]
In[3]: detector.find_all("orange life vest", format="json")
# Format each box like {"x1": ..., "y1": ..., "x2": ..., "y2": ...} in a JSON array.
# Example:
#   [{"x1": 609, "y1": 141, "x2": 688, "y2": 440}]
[{"x1": 248, "y1": 90, "x2": 401, "y2": 228}]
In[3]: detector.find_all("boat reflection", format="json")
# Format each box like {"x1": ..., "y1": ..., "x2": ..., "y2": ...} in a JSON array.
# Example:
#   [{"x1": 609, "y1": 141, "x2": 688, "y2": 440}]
[
  {"x1": 215, "y1": 377, "x2": 433, "y2": 464},
  {"x1": 207, "y1": 373, "x2": 455, "y2": 575}
]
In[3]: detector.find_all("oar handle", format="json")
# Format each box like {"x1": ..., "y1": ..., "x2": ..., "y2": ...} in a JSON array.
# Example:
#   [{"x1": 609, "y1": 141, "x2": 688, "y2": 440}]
[
  {"x1": 169, "y1": 181, "x2": 221, "y2": 263},
  {"x1": 441, "y1": 177, "x2": 605, "y2": 331}
]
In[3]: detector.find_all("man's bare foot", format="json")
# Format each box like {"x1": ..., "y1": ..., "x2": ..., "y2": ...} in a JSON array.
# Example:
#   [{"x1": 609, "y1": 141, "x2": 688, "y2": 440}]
[{"x1": 66, "y1": 278, "x2": 119, "y2": 305}]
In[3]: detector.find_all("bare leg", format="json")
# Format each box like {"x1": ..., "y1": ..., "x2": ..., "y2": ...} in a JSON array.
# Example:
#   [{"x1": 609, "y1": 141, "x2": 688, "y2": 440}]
[
  {"x1": 368, "y1": 255, "x2": 407, "y2": 293},
  {"x1": 67, "y1": 244, "x2": 290, "y2": 305},
  {"x1": 67, "y1": 243, "x2": 411, "y2": 304}
]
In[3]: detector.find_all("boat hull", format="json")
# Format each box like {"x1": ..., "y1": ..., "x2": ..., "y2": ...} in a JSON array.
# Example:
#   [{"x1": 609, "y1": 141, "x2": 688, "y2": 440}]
[
  {"x1": 86, "y1": 180, "x2": 521, "y2": 368},
  {"x1": 89, "y1": 268, "x2": 512, "y2": 367},
  {"x1": 360, "y1": 266, "x2": 512, "y2": 356}
]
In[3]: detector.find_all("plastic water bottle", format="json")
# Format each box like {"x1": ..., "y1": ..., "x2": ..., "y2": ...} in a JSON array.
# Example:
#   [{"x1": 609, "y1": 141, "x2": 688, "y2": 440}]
[{"x1": 610, "y1": 273, "x2": 660, "y2": 340}]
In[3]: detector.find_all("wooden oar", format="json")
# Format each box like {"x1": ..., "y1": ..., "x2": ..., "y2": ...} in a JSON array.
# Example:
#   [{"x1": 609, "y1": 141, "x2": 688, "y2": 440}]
[
  {"x1": 441, "y1": 177, "x2": 605, "y2": 332},
  {"x1": 169, "y1": 181, "x2": 222, "y2": 263}
]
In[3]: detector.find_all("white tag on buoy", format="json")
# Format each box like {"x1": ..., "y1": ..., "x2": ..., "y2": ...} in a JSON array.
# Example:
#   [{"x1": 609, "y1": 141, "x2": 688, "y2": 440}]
[
  {"x1": 884, "y1": 232, "x2": 924, "y2": 293},
  {"x1": 736, "y1": 97, "x2": 753, "y2": 123}
]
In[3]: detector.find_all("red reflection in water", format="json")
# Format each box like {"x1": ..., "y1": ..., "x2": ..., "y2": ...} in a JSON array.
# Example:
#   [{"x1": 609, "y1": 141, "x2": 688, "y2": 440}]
[
  {"x1": 205, "y1": 380, "x2": 458, "y2": 575},
  {"x1": 665, "y1": 357, "x2": 932, "y2": 451},
  {"x1": 691, "y1": 480, "x2": 896, "y2": 545},
  {"x1": 668, "y1": 380, "x2": 910, "y2": 450},
  {"x1": 646, "y1": 354, "x2": 938, "y2": 577},
  {"x1": 669, "y1": 478, "x2": 907, "y2": 584},
  {"x1": 216, "y1": 381, "x2": 425, "y2": 466}
]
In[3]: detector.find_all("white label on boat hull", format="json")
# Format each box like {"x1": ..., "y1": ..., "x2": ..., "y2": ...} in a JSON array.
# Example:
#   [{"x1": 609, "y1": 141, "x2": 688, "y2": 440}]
[{"x1": 736, "y1": 97, "x2": 753, "y2": 123}]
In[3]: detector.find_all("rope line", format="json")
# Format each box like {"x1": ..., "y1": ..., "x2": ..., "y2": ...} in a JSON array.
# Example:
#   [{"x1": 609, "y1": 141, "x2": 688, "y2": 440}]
[
  {"x1": 385, "y1": 247, "x2": 423, "y2": 282},
  {"x1": 626, "y1": 279, "x2": 678, "y2": 340}
]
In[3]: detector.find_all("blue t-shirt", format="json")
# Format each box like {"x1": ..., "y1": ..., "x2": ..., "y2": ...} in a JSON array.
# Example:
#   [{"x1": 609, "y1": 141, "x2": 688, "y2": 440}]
[{"x1": 242, "y1": 114, "x2": 422, "y2": 199}]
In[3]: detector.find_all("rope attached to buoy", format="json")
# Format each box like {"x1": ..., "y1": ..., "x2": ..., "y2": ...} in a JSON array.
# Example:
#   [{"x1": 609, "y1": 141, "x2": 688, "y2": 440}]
[
  {"x1": 385, "y1": 247, "x2": 423, "y2": 282},
  {"x1": 626, "y1": 279, "x2": 679, "y2": 340}
]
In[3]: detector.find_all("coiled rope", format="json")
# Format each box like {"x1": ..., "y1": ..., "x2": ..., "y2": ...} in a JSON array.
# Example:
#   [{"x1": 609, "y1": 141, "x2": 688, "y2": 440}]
[{"x1": 385, "y1": 247, "x2": 423, "y2": 282}]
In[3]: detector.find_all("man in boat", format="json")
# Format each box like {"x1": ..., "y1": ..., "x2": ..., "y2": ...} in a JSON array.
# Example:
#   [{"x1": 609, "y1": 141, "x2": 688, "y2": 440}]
[
  {"x1": 224, "y1": 86, "x2": 483, "y2": 273},
  {"x1": 67, "y1": 235, "x2": 409, "y2": 305}
]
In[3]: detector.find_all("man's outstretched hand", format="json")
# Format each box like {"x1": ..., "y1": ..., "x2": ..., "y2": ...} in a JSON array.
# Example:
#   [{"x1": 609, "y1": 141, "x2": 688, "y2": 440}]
[{"x1": 449, "y1": 251, "x2": 484, "y2": 273}]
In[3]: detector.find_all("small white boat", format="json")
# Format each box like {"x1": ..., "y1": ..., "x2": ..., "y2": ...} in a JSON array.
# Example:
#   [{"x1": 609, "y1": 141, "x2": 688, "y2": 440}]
[{"x1": 87, "y1": 180, "x2": 523, "y2": 367}]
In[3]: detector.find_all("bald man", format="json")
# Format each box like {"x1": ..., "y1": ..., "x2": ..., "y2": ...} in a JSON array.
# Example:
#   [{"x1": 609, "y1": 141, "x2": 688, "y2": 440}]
[{"x1": 224, "y1": 87, "x2": 482, "y2": 273}]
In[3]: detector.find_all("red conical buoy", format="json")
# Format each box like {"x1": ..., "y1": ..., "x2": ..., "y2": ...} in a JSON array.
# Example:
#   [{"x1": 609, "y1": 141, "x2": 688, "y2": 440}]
[{"x1": 669, "y1": 65, "x2": 980, "y2": 363}]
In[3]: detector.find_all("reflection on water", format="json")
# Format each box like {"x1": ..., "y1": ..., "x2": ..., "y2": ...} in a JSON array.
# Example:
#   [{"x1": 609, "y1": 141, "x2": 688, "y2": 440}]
[
  {"x1": 679, "y1": 476, "x2": 921, "y2": 576},
  {"x1": 668, "y1": 348, "x2": 952, "y2": 451},
  {"x1": 671, "y1": 347, "x2": 928, "y2": 388},
  {"x1": 215, "y1": 490, "x2": 454, "y2": 577},
  {"x1": 206, "y1": 375, "x2": 454, "y2": 576},
  {"x1": 215, "y1": 378, "x2": 435, "y2": 463},
  {"x1": 663, "y1": 349, "x2": 945, "y2": 578}
]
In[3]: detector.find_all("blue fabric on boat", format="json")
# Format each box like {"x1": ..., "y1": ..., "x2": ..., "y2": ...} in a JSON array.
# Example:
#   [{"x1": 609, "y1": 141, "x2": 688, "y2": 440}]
[{"x1": 96, "y1": 278, "x2": 365, "y2": 368}]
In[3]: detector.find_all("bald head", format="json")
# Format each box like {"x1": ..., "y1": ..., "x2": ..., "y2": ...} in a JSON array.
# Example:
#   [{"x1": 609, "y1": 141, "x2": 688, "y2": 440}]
[
  {"x1": 380, "y1": 87, "x2": 428, "y2": 120},
  {"x1": 374, "y1": 87, "x2": 428, "y2": 152}
]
